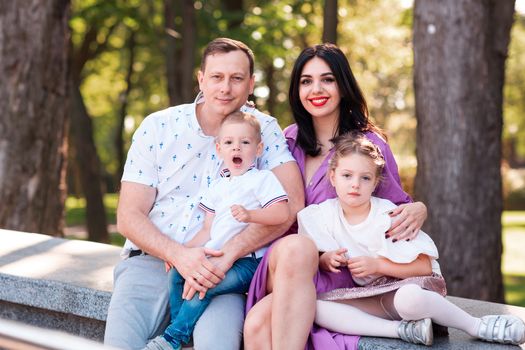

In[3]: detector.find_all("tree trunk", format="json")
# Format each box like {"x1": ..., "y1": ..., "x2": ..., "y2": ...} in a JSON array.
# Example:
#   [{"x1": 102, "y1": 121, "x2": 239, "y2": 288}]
[
  {"x1": 115, "y1": 31, "x2": 136, "y2": 182},
  {"x1": 69, "y1": 83, "x2": 109, "y2": 243},
  {"x1": 413, "y1": 0, "x2": 514, "y2": 302},
  {"x1": 164, "y1": 0, "x2": 182, "y2": 106},
  {"x1": 181, "y1": 0, "x2": 196, "y2": 103},
  {"x1": 0, "y1": 0, "x2": 70, "y2": 236},
  {"x1": 323, "y1": 0, "x2": 338, "y2": 44},
  {"x1": 224, "y1": 0, "x2": 244, "y2": 29},
  {"x1": 265, "y1": 63, "x2": 276, "y2": 116}
]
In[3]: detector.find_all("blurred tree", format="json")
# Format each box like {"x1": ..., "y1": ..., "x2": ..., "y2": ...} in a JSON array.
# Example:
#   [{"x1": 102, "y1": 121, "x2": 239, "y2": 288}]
[
  {"x1": 413, "y1": 0, "x2": 514, "y2": 302},
  {"x1": 165, "y1": 0, "x2": 196, "y2": 105},
  {"x1": 504, "y1": 12, "x2": 525, "y2": 167},
  {"x1": 0, "y1": 0, "x2": 70, "y2": 236},
  {"x1": 323, "y1": 0, "x2": 338, "y2": 44}
]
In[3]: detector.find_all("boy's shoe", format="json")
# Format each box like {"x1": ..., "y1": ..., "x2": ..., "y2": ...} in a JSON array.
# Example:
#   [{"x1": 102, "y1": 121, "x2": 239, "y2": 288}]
[
  {"x1": 143, "y1": 335, "x2": 181, "y2": 350},
  {"x1": 397, "y1": 318, "x2": 433, "y2": 346},
  {"x1": 477, "y1": 315, "x2": 525, "y2": 345}
]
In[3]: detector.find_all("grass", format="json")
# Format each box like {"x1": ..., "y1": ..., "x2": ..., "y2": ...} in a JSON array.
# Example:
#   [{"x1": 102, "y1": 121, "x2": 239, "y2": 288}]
[
  {"x1": 501, "y1": 211, "x2": 525, "y2": 307},
  {"x1": 64, "y1": 196, "x2": 525, "y2": 307}
]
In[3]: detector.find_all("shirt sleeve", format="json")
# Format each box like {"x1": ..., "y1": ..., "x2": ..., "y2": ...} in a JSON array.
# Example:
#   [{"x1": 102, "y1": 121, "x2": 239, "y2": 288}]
[
  {"x1": 366, "y1": 132, "x2": 412, "y2": 205},
  {"x1": 199, "y1": 181, "x2": 218, "y2": 214},
  {"x1": 255, "y1": 171, "x2": 289, "y2": 208},
  {"x1": 257, "y1": 118, "x2": 295, "y2": 170},
  {"x1": 121, "y1": 116, "x2": 159, "y2": 187},
  {"x1": 297, "y1": 204, "x2": 340, "y2": 252}
]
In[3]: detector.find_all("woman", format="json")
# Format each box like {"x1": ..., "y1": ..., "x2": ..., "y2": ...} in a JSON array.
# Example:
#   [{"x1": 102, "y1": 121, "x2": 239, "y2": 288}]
[{"x1": 243, "y1": 43, "x2": 428, "y2": 349}]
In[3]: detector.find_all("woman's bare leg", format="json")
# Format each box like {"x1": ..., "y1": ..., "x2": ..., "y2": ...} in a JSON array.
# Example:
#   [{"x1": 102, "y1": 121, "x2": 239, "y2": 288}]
[
  {"x1": 244, "y1": 294, "x2": 273, "y2": 350},
  {"x1": 269, "y1": 235, "x2": 318, "y2": 350}
]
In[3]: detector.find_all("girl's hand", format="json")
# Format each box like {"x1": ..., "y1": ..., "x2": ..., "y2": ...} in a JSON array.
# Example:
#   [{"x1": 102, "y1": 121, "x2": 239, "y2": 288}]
[
  {"x1": 319, "y1": 248, "x2": 348, "y2": 273},
  {"x1": 231, "y1": 204, "x2": 250, "y2": 222},
  {"x1": 386, "y1": 201, "x2": 427, "y2": 242},
  {"x1": 164, "y1": 261, "x2": 172, "y2": 273},
  {"x1": 347, "y1": 256, "x2": 381, "y2": 278}
]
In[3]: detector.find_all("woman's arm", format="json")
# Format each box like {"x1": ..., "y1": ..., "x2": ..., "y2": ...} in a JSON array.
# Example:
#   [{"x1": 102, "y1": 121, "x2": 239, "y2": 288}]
[
  {"x1": 347, "y1": 254, "x2": 432, "y2": 280},
  {"x1": 368, "y1": 133, "x2": 428, "y2": 241}
]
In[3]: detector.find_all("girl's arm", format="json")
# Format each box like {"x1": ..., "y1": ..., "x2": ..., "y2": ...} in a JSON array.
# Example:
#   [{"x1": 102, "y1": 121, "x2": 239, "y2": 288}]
[
  {"x1": 347, "y1": 254, "x2": 432, "y2": 280},
  {"x1": 185, "y1": 212, "x2": 214, "y2": 248},
  {"x1": 231, "y1": 201, "x2": 290, "y2": 226}
]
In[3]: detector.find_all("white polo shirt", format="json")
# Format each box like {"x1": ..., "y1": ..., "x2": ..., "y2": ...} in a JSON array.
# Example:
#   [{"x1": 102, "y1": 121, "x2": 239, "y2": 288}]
[
  {"x1": 120, "y1": 95, "x2": 295, "y2": 256},
  {"x1": 200, "y1": 168, "x2": 288, "y2": 258}
]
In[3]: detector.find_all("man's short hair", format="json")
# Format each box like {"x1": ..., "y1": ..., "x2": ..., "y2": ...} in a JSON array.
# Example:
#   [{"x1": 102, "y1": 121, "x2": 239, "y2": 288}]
[{"x1": 201, "y1": 38, "x2": 254, "y2": 75}]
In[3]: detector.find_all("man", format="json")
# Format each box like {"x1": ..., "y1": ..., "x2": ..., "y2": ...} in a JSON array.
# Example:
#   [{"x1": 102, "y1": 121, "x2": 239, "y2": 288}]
[{"x1": 104, "y1": 37, "x2": 304, "y2": 350}]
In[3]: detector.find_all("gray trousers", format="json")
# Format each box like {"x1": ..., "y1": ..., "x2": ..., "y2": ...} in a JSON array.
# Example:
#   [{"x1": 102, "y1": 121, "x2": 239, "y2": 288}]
[{"x1": 104, "y1": 255, "x2": 245, "y2": 350}]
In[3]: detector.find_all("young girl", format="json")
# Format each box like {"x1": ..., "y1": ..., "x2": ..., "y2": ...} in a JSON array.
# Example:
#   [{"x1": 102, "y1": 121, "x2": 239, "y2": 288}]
[{"x1": 298, "y1": 131, "x2": 525, "y2": 346}]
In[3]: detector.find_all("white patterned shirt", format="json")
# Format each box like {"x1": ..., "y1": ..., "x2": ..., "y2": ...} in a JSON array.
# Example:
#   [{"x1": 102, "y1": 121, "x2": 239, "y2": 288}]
[{"x1": 121, "y1": 95, "x2": 295, "y2": 257}]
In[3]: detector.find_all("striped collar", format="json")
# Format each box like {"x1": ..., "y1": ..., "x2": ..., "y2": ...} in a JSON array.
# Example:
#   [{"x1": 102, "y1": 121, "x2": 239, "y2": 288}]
[{"x1": 220, "y1": 165, "x2": 256, "y2": 178}]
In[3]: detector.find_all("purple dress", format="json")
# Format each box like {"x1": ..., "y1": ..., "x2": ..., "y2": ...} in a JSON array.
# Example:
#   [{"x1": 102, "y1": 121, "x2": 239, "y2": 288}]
[{"x1": 246, "y1": 124, "x2": 412, "y2": 350}]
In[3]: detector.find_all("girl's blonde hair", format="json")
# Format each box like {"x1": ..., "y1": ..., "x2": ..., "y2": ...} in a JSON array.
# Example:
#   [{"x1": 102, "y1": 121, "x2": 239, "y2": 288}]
[{"x1": 328, "y1": 131, "x2": 385, "y2": 180}]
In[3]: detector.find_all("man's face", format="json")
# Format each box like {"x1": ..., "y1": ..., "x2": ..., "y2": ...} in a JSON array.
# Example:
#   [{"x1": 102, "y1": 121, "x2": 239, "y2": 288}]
[{"x1": 198, "y1": 50, "x2": 255, "y2": 117}]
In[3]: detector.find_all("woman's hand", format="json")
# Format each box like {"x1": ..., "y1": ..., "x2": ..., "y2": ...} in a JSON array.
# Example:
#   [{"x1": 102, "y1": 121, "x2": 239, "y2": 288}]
[
  {"x1": 319, "y1": 248, "x2": 348, "y2": 273},
  {"x1": 386, "y1": 201, "x2": 427, "y2": 242}
]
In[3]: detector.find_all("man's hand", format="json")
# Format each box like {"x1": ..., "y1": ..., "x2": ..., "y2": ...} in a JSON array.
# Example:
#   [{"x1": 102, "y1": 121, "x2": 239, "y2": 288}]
[
  {"x1": 168, "y1": 246, "x2": 225, "y2": 294},
  {"x1": 319, "y1": 248, "x2": 348, "y2": 273},
  {"x1": 182, "y1": 252, "x2": 236, "y2": 300},
  {"x1": 231, "y1": 204, "x2": 250, "y2": 223},
  {"x1": 347, "y1": 256, "x2": 381, "y2": 278}
]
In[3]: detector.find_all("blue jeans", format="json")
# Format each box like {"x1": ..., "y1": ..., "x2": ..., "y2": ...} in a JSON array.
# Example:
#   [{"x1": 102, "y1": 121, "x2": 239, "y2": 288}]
[{"x1": 164, "y1": 256, "x2": 260, "y2": 348}]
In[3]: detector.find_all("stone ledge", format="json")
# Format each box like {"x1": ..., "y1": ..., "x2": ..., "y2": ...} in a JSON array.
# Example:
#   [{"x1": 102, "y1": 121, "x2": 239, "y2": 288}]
[
  {"x1": 358, "y1": 296, "x2": 525, "y2": 349},
  {"x1": 0, "y1": 229, "x2": 120, "y2": 340},
  {"x1": 1, "y1": 229, "x2": 524, "y2": 349}
]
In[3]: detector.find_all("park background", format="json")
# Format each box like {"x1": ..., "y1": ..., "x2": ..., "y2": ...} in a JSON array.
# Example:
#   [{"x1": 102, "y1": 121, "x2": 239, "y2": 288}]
[{"x1": 1, "y1": 0, "x2": 524, "y2": 307}]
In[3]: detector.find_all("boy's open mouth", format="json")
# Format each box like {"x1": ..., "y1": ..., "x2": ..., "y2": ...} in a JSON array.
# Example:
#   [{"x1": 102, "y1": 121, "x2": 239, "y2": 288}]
[{"x1": 233, "y1": 156, "x2": 243, "y2": 165}]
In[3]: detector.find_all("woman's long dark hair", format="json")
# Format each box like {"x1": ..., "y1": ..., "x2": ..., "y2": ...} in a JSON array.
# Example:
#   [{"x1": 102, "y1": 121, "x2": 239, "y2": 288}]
[{"x1": 288, "y1": 43, "x2": 384, "y2": 157}]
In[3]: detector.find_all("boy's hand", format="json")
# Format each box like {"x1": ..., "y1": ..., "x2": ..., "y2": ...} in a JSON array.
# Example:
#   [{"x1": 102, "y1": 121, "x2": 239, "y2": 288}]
[
  {"x1": 231, "y1": 204, "x2": 250, "y2": 222},
  {"x1": 347, "y1": 256, "x2": 381, "y2": 278},
  {"x1": 319, "y1": 248, "x2": 348, "y2": 273}
]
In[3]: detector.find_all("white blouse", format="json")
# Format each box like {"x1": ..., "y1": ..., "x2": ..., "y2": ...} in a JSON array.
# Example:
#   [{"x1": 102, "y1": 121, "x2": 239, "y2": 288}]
[{"x1": 298, "y1": 197, "x2": 441, "y2": 286}]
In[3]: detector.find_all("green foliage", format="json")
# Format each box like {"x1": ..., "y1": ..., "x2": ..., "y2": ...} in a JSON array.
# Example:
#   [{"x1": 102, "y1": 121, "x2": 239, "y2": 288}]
[
  {"x1": 70, "y1": 1, "x2": 525, "y2": 197},
  {"x1": 502, "y1": 211, "x2": 525, "y2": 306},
  {"x1": 65, "y1": 193, "x2": 117, "y2": 226}
]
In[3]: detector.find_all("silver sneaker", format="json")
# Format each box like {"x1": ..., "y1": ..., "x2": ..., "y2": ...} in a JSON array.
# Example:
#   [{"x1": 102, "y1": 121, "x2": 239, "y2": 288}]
[
  {"x1": 143, "y1": 335, "x2": 180, "y2": 350},
  {"x1": 477, "y1": 314, "x2": 525, "y2": 345},
  {"x1": 397, "y1": 318, "x2": 433, "y2": 346}
]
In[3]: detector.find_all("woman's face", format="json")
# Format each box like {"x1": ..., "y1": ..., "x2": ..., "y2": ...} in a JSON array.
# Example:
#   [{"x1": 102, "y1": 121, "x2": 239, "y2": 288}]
[{"x1": 299, "y1": 56, "x2": 341, "y2": 123}]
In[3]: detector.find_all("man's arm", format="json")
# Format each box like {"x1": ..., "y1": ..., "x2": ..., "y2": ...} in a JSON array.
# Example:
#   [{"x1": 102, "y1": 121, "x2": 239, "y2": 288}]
[
  {"x1": 117, "y1": 181, "x2": 225, "y2": 291},
  {"x1": 211, "y1": 161, "x2": 304, "y2": 270}
]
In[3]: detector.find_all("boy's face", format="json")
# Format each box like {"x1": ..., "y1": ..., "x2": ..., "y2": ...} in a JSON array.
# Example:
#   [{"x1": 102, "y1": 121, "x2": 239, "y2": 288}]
[{"x1": 216, "y1": 122, "x2": 262, "y2": 176}]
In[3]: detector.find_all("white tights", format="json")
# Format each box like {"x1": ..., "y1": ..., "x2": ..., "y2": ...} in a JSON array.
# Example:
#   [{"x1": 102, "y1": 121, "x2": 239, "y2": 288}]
[{"x1": 315, "y1": 284, "x2": 481, "y2": 338}]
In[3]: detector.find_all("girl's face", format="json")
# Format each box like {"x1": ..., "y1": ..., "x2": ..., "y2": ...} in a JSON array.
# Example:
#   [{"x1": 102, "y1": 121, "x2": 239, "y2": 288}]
[
  {"x1": 329, "y1": 153, "x2": 379, "y2": 210},
  {"x1": 299, "y1": 57, "x2": 341, "y2": 123}
]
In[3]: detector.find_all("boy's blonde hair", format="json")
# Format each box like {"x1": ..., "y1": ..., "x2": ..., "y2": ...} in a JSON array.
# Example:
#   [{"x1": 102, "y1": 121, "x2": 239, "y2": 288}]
[{"x1": 219, "y1": 111, "x2": 262, "y2": 142}]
